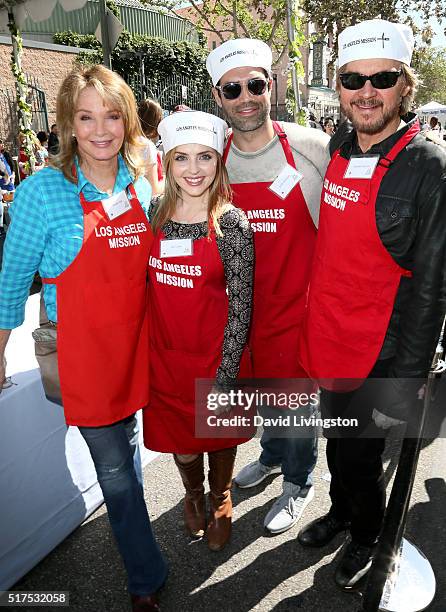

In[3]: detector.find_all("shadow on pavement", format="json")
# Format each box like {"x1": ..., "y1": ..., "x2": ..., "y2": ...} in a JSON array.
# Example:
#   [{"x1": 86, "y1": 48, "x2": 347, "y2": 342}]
[{"x1": 12, "y1": 439, "x2": 446, "y2": 612}]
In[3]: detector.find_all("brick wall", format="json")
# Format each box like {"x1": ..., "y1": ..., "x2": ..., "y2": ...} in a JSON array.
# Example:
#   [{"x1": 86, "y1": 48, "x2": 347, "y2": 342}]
[{"x1": 0, "y1": 41, "x2": 79, "y2": 148}]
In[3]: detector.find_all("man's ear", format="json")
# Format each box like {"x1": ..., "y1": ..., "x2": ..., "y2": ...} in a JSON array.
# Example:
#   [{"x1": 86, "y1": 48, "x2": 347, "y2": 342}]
[
  {"x1": 401, "y1": 84, "x2": 410, "y2": 98},
  {"x1": 212, "y1": 87, "x2": 223, "y2": 108}
]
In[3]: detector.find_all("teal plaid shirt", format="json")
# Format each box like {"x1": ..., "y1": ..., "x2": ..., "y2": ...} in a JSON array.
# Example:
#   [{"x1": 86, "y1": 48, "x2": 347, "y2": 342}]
[{"x1": 0, "y1": 156, "x2": 151, "y2": 328}]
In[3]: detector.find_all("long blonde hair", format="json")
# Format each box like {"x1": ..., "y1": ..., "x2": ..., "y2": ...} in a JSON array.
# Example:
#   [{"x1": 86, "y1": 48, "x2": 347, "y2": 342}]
[
  {"x1": 151, "y1": 149, "x2": 232, "y2": 237},
  {"x1": 51, "y1": 64, "x2": 145, "y2": 181},
  {"x1": 400, "y1": 64, "x2": 419, "y2": 116}
]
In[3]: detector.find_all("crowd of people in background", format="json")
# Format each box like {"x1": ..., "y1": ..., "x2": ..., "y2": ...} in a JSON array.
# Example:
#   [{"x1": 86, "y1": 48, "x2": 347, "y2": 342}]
[
  {"x1": 305, "y1": 112, "x2": 339, "y2": 137},
  {"x1": 2, "y1": 109, "x2": 444, "y2": 195},
  {"x1": 0, "y1": 124, "x2": 59, "y2": 188}
]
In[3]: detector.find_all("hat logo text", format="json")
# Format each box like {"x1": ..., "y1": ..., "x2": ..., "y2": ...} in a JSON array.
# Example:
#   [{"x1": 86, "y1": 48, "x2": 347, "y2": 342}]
[{"x1": 343, "y1": 34, "x2": 391, "y2": 50}]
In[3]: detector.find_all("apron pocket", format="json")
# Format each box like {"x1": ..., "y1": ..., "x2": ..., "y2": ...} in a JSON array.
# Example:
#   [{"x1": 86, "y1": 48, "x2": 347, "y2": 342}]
[
  {"x1": 83, "y1": 277, "x2": 147, "y2": 329},
  {"x1": 151, "y1": 346, "x2": 218, "y2": 409}
]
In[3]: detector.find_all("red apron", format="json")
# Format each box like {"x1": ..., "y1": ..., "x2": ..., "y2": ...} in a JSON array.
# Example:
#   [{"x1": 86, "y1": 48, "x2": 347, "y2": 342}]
[
  {"x1": 43, "y1": 181, "x2": 153, "y2": 427},
  {"x1": 144, "y1": 221, "x2": 251, "y2": 453},
  {"x1": 300, "y1": 121, "x2": 420, "y2": 387},
  {"x1": 223, "y1": 121, "x2": 317, "y2": 377},
  {"x1": 156, "y1": 152, "x2": 163, "y2": 181}
]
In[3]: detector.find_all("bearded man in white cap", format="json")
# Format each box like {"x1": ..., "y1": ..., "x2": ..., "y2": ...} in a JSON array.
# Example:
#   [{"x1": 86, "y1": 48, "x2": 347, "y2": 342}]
[
  {"x1": 207, "y1": 39, "x2": 330, "y2": 535},
  {"x1": 298, "y1": 19, "x2": 446, "y2": 590}
]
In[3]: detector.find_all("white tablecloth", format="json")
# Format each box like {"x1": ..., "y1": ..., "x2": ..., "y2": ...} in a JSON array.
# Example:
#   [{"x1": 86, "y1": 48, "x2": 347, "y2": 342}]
[
  {"x1": 4, "y1": 292, "x2": 40, "y2": 377},
  {"x1": 0, "y1": 369, "x2": 156, "y2": 589}
]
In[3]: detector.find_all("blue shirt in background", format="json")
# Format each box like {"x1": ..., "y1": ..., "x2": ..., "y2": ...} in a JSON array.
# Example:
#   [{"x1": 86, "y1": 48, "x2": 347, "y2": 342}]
[
  {"x1": 0, "y1": 153, "x2": 14, "y2": 191},
  {"x1": 0, "y1": 155, "x2": 152, "y2": 328}
]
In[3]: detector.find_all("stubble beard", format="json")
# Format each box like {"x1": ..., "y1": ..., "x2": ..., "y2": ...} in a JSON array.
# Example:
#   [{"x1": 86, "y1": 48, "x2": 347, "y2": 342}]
[
  {"x1": 341, "y1": 98, "x2": 401, "y2": 135},
  {"x1": 223, "y1": 100, "x2": 270, "y2": 133}
]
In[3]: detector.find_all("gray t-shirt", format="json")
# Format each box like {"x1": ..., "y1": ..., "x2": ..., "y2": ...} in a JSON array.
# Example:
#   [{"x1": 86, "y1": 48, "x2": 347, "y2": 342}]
[{"x1": 225, "y1": 122, "x2": 331, "y2": 227}]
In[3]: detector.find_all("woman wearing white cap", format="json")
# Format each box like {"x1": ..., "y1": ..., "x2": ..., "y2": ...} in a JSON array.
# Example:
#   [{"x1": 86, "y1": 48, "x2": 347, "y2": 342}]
[{"x1": 143, "y1": 110, "x2": 254, "y2": 551}]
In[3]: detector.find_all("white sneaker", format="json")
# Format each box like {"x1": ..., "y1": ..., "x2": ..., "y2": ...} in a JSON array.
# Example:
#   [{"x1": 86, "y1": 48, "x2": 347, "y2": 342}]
[
  {"x1": 234, "y1": 460, "x2": 282, "y2": 488},
  {"x1": 264, "y1": 482, "x2": 315, "y2": 534}
]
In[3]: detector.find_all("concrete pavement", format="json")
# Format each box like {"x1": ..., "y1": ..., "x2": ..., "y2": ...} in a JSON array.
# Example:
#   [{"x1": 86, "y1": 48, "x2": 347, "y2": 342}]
[{"x1": 12, "y1": 432, "x2": 446, "y2": 612}]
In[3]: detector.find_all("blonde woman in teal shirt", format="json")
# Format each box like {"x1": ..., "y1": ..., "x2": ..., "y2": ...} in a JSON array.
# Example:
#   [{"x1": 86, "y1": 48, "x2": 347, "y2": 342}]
[{"x1": 0, "y1": 65, "x2": 166, "y2": 612}]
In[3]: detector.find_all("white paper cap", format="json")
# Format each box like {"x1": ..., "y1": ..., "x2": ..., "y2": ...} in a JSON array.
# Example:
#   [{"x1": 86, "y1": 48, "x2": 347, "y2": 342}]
[
  {"x1": 338, "y1": 19, "x2": 414, "y2": 68},
  {"x1": 206, "y1": 38, "x2": 272, "y2": 86},
  {"x1": 158, "y1": 111, "x2": 228, "y2": 155}
]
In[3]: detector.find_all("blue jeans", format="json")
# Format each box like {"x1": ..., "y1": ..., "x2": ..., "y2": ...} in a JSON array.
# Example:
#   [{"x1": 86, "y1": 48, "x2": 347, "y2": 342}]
[
  {"x1": 78, "y1": 414, "x2": 167, "y2": 596},
  {"x1": 259, "y1": 406, "x2": 318, "y2": 488}
]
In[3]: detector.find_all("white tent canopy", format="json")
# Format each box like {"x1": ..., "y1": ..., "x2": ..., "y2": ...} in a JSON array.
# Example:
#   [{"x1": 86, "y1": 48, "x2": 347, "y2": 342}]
[
  {"x1": 416, "y1": 101, "x2": 446, "y2": 115},
  {"x1": 0, "y1": 0, "x2": 88, "y2": 29}
]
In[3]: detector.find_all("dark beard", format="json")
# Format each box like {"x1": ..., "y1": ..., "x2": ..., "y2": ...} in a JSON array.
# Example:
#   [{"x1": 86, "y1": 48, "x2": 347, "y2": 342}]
[
  {"x1": 224, "y1": 102, "x2": 270, "y2": 133},
  {"x1": 341, "y1": 99, "x2": 400, "y2": 135}
]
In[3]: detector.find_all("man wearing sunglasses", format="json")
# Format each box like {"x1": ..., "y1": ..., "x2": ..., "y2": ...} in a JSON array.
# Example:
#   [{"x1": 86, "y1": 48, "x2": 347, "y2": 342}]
[
  {"x1": 206, "y1": 39, "x2": 330, "y2": 535},
  {"x1": 298, "y1": 19, "x2": 446, "y2": 590}
]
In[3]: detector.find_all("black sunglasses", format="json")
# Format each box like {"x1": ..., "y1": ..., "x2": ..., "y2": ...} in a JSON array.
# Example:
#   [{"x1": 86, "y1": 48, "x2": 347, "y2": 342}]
[
  {"x1": 339, "y1": 69, "x2": 402, "y2": 90},
  {"x1": 216, "y1": 78, "x2": 269, "y2": 100}
]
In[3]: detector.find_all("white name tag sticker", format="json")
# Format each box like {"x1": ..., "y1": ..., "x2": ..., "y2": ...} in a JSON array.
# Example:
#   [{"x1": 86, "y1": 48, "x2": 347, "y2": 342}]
[
  {"x1": 344, "y1": 156, "x2": 380, "y2": 179},
  {"x1": 269, "y1": 164, "x2": 303, "y2": 199},
  {"x1": 160, "y1": 238, "x2": 193, "y2": 258},
  {"x1": 102, "y1": 190, "x2": 132, "y2": 220}
]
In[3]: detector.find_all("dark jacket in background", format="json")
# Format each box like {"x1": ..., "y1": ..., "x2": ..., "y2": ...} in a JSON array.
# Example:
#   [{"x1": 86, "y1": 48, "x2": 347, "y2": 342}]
[{"x1": 48, "y1": 132, "x2": 59, "y2": 155}]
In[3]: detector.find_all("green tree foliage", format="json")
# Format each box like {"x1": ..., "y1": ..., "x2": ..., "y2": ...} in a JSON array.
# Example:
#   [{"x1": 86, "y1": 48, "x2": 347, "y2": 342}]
[
  {"x1": 53, "y1": 31, "x2": 101, "y2": 50},
  {"x1": 106, "y1": 0, "x2": 120, "y2": 18},
  {"x1": 300, "y1": 0, "x2": 445, "y2": 57},
  {"x1": 412, "y1": 47, "x2": 446, "y2": 105},
  {"x1": 148, "y1": 0, "x2": 302, "y2": 69},
  {"x1": 146, "y1": 0, "x2": 306, "y2": 119},
  {"x1": 53, "y1": 30, "x2": 209, "y2": 84}
]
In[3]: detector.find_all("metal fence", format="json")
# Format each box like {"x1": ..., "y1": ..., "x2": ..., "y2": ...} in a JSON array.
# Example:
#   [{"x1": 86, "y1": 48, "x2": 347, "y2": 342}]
[
  {"x1": 124, "y1": 68, "x2": 293, "y2": 122},
  {"x1": 0, "y1": 76, "x2": 49, "y2": 154},
  {"x1": 123, "y1": 67, "x2": 219, "y2": 115},
  {"x1": 0, "y1": 90, "x2": 18, "y2": 151},
  {"x1": 0, "y1": 0, "x2": 199, "y2": 44},
  {"x1": 27, "y1": 75, "x2": 50, "y2": 135}
]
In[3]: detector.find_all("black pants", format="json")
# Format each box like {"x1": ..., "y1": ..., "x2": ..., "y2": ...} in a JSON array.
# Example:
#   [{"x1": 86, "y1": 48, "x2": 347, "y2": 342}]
[{"x1": 321, "y1": 359, "x2": 390, "y2": 546}]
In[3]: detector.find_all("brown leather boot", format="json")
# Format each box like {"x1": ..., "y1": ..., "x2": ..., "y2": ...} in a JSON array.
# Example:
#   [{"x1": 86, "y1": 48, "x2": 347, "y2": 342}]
[
  {"x1": 173, "y1": 454, "x2": 206, "y2": 538},
  {"x1": 207, "y1": 446, "x2": 237, "y2": 551},
  {"x1": 130, "y1": 593, "x2": 160, "y2": 611}
]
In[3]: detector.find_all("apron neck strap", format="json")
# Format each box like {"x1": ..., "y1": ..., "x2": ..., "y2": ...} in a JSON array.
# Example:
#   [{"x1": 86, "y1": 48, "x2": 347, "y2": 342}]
[
  {"x1": 222, "y1": 121, "x2": 296, "y2": 169},
  {"x1": 378, "y1": 119, "x2": 420, "y2": 169},
  {"x1": 72, "y1": 161, "x2": 137, "y2": 208},
  {"x1": 272, "y1": 120, "x2": 296, "y2": 168},
  {"x1": 222, "y1": 133, "x2": 233, "y2": 164}
]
